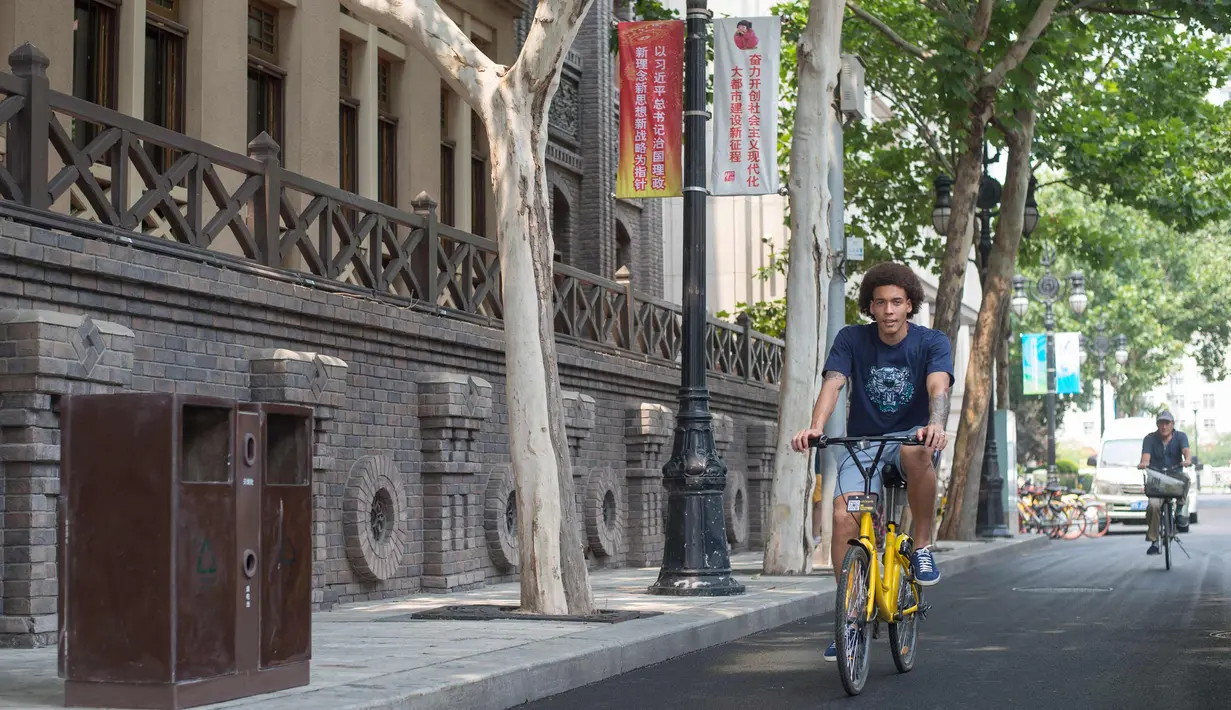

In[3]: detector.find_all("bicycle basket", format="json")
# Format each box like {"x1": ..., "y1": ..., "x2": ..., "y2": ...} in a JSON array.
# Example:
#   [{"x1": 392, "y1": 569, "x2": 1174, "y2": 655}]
[{"x1": 1143, "y1": 468, "x2": 1187, "y2": 499}]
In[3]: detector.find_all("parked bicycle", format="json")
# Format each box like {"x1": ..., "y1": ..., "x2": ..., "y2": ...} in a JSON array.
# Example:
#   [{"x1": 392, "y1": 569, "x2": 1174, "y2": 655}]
[{"x1": 1017, "y1": 482, "x2": 1110, "y2": 539}]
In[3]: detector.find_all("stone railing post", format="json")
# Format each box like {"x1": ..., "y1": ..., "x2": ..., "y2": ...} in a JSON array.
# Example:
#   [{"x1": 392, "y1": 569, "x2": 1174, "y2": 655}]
[
  {"x1": 411, "y1": 192, "x2": 441, "y2": 306},
  {"x1": 247, "y1": 132, "x2": 282, "y2": 268},
  {"x1": 745, "y1": 420, "x2": 779, "y2": 550},
  {"x1": 415, "y1": 372, "x2": 492, "y2": 592},
  {"x1": 7, "y1": 44, "x2": 51, "y2": 210},
  {"x1": 623, "y1": 402, "x2": 673, "y2": 567},
  {"x1": 562, "y1": 390, "x2": 595, "y2": 545},
  {"x1": 736, "y1": 312, "x2": 753, "y2": 380},
  {"x1": 714, "y1": 413, "x2": 749, "y2": 550},
  {"x1": 248, "y1": 349, "x2": 348, "y2": 611},
  {"x1": 615, "y1": 266, "x2": 635, "y2": 352},
  {"x1": 0, "y1": 311, "x2": 133, "y2": 648}
]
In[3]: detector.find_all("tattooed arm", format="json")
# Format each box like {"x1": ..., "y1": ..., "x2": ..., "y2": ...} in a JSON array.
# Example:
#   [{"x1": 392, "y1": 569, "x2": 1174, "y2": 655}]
[
  {"x1": 791, "y1": 370, "x2": 847, "y2": 452},
  {"x1": 921, "y1": 372, "x2": 952, "y2": 450}
]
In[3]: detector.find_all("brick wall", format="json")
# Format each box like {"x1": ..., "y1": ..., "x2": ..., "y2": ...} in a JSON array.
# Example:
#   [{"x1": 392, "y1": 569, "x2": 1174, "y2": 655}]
[{"x1": 0, "y1": 217, "x2": 778, "y2": 647}]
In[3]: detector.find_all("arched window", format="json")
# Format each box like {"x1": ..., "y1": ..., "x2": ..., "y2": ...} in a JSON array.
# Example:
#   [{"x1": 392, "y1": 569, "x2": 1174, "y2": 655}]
[
  {"x1": 615, "y1": 221, "x2": 632, "y2": 276},
  {"x1": 551, "y1": 186, "x2": 571, "y2": 263}
]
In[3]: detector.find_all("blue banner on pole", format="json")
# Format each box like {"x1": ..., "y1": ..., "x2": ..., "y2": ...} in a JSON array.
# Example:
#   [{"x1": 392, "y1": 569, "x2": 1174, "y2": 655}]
[{"x1": 1021, "y1": 334, "x2": 1046, "y2": 395}]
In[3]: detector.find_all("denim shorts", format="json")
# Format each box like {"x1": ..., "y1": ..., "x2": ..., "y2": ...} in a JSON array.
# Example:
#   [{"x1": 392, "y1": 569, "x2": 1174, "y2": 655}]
[{"x1": 832, "y1": 428, "x2": 922, "y2": 500}]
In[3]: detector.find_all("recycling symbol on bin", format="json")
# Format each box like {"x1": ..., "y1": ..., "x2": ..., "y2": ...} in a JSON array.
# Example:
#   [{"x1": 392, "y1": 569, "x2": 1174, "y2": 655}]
[{"x1": 196, "y1": 538, "x2": 218, "y2": 578}]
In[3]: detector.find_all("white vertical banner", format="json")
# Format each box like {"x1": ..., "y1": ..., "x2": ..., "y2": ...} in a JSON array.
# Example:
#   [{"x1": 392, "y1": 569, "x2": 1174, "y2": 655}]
[{"x1": 710, "y1": 17, "x2": 781, "y2": 196}]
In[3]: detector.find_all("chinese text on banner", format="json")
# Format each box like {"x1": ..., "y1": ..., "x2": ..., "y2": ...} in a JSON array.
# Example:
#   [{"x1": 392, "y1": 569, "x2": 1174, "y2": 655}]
[
  {"x1": 615, "y1": 21, "x2": 684, "y2": 199},
  {"x1": 710, "y1": 17, "x2": 781, "y2": 196}
]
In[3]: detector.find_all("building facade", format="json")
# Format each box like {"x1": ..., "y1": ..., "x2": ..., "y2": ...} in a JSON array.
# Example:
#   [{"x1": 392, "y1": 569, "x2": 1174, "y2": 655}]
[
  {"x1": 0, "y1": 0, "x2": 663, "y2": 292},
  {"x1": 0, "y1": 1, "x2": 782, "y2": 648}
]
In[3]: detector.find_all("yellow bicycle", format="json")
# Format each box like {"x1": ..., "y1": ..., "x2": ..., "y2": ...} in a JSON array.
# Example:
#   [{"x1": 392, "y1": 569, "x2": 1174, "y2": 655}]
[{"x1": 811, "y1": 434, "x2": 930, "y2": 696}]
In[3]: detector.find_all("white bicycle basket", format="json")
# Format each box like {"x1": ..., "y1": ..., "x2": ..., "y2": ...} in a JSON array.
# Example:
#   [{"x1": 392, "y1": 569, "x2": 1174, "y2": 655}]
[{"x1": 1143, "y1": 468, "x2": 1187, "y2": 499}]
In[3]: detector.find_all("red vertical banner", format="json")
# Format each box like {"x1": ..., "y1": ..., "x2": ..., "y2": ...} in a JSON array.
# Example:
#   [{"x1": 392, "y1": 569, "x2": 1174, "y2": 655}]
[{"x1": 616, "y1": 21, "x2": 684, "y2": 199}]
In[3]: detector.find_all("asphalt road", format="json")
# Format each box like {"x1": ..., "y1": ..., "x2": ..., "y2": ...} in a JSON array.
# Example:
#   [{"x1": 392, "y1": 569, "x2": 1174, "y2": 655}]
[{"x1": 523, "y1": 496, "x2": 1231, "y2": 710}]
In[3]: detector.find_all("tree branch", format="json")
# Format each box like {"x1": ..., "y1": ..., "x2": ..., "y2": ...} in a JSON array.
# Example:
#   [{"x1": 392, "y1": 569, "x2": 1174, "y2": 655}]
[
  {"x1": 1085, "y1": 6, "x2": 1178, "y2": 20},
  {"x1": 877, "y1": 87, "x2": 954, "y2": 174},
  {"x1": 982, "y1": 0, "x2": 1061, "y2": 89},
  {"x1": 1056, "y1": 0, "x2": 1105, "y2": 18},
  {"x1": 341, "y1": 0, "x2": 498, "y2": 102},
  {"x1": 966, "y1": 0, "x2": 996, "y2": 52},
  {"x1": 514, "y1": 0, "x2": 596, "y2": 94},
  {"x1": 845, "y1": 0, "x2": 929, "y2": 61}
]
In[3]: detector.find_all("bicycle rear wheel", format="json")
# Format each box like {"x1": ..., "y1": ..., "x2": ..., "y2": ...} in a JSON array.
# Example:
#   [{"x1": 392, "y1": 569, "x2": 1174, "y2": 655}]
[
  {"x1": 835, "y1": 545, "x2": 872, "y2": 696},
  {"x1": 1061, "y1": 505, "x2": 1086, "y2": 540},
  {"x1": 1045, "y1": 508, "x2": 1071, "y2": 539},
  {"x1": 1082, "y1": 502, "x2": 1110, "y2": 538}
]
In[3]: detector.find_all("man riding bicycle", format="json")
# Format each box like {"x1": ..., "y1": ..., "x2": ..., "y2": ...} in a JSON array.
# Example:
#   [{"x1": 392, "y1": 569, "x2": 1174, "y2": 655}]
[
  {"x1": 1137, "y1": 409, "x2": 1191, "y2": 555},
  {"x1": 790, "y1": 262, "x2": 953, "y2": 663}
]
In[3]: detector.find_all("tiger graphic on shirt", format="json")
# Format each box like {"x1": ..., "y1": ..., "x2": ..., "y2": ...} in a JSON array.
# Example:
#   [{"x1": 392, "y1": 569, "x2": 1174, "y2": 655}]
[{"x1": 866, "y1": 366, "x2": 915, "y2": 413}]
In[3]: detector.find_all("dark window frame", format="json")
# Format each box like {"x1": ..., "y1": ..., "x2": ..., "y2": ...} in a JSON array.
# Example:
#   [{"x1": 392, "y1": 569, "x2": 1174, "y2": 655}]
[
  {"x1": 72, "y1": 0, "x2": 120, "y2": 154},
  {"x1": 439, "y1": 141, "x2": 456, "y2": 226},
  {"x1": 247, "y1": 56, "x2": 286, "y2": 147},
  {"x1": 144, "y1": 14, "x2": 187, "y2": 173},
  {"x1": 378, "y1": 114, "x2": 398, "y2": 207},
  {"x1": 147, "y1": 0, "x2": 179, "y2": 22},
  {"x1": 247, "y1": 1, "x2": 279, "y2": 64},
  {"x1": 470, "y1": 154, "x2": 486, "y2": 237}
]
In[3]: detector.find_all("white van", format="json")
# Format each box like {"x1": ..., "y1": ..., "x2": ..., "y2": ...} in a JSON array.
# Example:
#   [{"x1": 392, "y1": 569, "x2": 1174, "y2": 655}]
[{"x1": 1087, "y1": 417, "x2": 1200, "y2": 525}]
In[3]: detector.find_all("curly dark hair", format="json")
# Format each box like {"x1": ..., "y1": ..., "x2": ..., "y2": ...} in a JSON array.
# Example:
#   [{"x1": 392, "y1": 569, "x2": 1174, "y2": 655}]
[{"x1": 858, "y1": 262, "x2": 925, "y2": 319}]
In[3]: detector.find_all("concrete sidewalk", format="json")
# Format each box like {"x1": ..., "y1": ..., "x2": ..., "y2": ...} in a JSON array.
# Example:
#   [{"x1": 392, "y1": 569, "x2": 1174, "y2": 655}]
[{"x1": 0, "y1": 537, "x2": 1046, "y2": 710}]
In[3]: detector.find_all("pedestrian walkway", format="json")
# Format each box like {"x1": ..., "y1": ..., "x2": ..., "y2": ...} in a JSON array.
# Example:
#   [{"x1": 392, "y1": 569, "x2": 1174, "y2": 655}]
[{"x1": 0, "y1": 538, "x2": 1043, "y2": 710}]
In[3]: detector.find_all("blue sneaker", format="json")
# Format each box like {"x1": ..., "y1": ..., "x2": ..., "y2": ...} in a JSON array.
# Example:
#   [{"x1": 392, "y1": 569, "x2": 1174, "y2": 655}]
[
  {"x1": 824, "y1": 640, "x2": 837, "y2": 662},
  {"x1": 912, "y1": 546, "x2": 941, "y2": 586}
]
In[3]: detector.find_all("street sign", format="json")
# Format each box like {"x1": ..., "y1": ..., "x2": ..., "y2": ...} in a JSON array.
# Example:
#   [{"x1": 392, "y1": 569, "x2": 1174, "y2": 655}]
[{"x1": 846, "y1": 237, "x2": 864, "y2": 261}]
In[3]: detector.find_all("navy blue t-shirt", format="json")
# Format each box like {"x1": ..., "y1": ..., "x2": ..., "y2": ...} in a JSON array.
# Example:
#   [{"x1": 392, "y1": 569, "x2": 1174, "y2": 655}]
[
  {"x1": 823, "y1": 323, "x2": 954, "y2": 437},
  {"x1": 1142, "y1": 431, "x2": 1189, "y2": 469}
]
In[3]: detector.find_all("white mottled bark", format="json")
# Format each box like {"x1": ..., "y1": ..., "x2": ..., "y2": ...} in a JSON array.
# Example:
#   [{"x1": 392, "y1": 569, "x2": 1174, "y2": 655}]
[
  {"x1": 343, "y1": 0, "x2": 596, "y2": 615},
  {"x1": 763, "y1": 0, "x2": 844, "y2": 576}
]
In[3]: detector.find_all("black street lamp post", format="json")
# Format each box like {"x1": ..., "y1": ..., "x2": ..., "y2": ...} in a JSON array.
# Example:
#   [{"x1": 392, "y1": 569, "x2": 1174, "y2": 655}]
[
  {"x1": 1012, "y1": 244, "x2": 1089, "y2": 487},
  {"x1": 1079, "y1": 321, "x2": 1128, "y2": 438},
  {"x1": 933, "y1": 153, "x2": 1039, "y2": 537},
  {"x1": 648, "y1": 0, "x2": 743, "y2": 597}
]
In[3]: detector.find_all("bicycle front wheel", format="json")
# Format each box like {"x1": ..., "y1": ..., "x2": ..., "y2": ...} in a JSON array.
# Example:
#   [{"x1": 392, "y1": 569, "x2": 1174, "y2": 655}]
[
  {"x1": 888, "y1": 573, "x2": 920, "y2": 674},
  {"x1": 835, "y1": 545, "x2": 873, "y2": 696},
  {"x1": 1163, "y1": 500, "x2": 1173, "y2": 570}
]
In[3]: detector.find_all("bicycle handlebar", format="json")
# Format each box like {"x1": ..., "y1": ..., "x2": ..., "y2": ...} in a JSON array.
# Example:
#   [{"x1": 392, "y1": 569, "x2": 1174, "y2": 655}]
[{"x1": 807, "y1": 434, "x2": 925, "y2": 449}]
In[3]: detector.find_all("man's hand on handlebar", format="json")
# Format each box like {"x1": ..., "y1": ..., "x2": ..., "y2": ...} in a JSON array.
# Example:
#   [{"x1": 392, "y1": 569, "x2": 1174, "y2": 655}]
[
  {"x1": 791, "y1": 427, "x2": 825, "y2": 452},
  {"x1": 916, "y1": 424, "x2": 947, "y2": 451}
]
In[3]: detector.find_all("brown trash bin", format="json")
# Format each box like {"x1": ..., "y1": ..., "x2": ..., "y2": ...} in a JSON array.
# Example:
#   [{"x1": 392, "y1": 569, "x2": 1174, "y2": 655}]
[{"x1": 59, "y1": 393, "x2": 313, "y2": 709}]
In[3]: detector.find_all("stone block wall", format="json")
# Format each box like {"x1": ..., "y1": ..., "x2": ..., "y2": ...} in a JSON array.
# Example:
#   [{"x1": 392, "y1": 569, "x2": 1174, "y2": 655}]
[
  {"x1": 0, "y1": 217, "x2": 778, "y2": 647},
  {"x1": 0, "y1": 311, "x2": 133, "y2": 647}
]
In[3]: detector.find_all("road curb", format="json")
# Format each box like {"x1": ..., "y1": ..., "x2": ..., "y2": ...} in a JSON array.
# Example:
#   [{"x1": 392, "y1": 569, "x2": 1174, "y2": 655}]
[{"x1": 383, "y1": 535, "x2": 1049, "y2": 710}]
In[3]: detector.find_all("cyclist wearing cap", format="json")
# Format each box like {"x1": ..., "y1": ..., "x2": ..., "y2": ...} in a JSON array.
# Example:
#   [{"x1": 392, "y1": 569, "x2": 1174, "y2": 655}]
[
  {"x1": 789, "y1": 262, "x2": 954, "y2": 663},
  {"x1": 1137, "y1": 409, "x2": 1191, "y2": 555}
]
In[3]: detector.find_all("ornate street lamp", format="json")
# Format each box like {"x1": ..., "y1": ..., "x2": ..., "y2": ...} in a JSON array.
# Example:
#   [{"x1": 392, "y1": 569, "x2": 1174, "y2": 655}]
[
  {"x1": 1083, "y1": 321, "x2": 1129, "y2": 438},
  {"x1": 932, "y1": 174, "x2": 952, "y2": 235},
  {"x1": 1023, "y1": 176, "x2": 1040, "y2": 237},
  {"x1": 648, "y1": 0, "x2": 743, "y2": 597},
  {"x1": 1012, "y1": 243, "x2": 1089, "y2": 487}
]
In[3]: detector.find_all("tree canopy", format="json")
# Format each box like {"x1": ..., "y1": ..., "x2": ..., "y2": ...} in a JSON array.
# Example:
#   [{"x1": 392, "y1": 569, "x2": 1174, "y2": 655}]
[{"x1": 1008, "y1": 183, "x2": 1231, "y2": 461}]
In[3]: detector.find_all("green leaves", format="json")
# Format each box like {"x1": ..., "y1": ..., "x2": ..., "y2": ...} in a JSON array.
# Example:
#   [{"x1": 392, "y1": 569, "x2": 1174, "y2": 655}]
[{"x1": 1015, "y1": 185, "x2": 1231, "y2": 416}]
